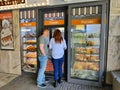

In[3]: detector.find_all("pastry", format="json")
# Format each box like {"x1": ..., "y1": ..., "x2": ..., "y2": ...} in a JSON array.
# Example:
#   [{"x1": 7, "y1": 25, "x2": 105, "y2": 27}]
[
  {"x1": 26, "y1": 52, "x2": 37, "y2": 58},
  {"x1": 74, "y1": 48, "x2": 80, "y2": 53},
  {"x1": 86, "y1": 55, "x2": 91, "y2": 61},
  {"x1": 75, "y1": 54, "x2": 82, "y2": 61},
  {"x1": 87, "y1": 41, "x2": 94, "y2": 46},
  {"x1": 73, "y1": 62, "x2": 82, "y2": 70},
  {"x1": 91, "y1": 48, "x2": 99, "y2": 54},
  {"x1": 26, "y1": 58, "x2": 37, "y2": 65},
  {"x1": 79, "y1": 54, "x2": 85, "y2": 61},
  {"x1": 79, "y1": 47, "x2": 86, "y2": 53},
  {"x1": 91, "y1": 55, "x2": 99, "y2": 61},
  {"x1": 23, "y1": 33, "x2": 36, "y2": 38},
  {"x1": 26, "y1": 45, "x2": 36, "y2": 51}
]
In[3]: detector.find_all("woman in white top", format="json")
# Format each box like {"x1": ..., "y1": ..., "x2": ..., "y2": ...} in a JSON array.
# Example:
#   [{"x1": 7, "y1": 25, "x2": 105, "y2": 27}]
[{"x1": 49, "y1": 29, "x2": 67, "y2": 87}]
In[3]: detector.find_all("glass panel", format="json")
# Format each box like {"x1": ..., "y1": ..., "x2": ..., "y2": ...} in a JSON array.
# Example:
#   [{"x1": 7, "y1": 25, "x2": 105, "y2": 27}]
[
  {"x1": 70, "y1": 5, "x2": 102, "y2": 81},
  {"x1": 51, "y1": 27, "x2": 65, "y2": 38},
  {"x1": 20, "y1": 9, "x2": 37, "y2": 73},
  {"x1": 71, "y1": 24, "x2": 101, "y2": 81},
  {"x1": 71, "y1": 5, "x2": 102, "y2": 18},
  {"x1": 44, "y1": 11, "x2": 64, "y2": 21}
]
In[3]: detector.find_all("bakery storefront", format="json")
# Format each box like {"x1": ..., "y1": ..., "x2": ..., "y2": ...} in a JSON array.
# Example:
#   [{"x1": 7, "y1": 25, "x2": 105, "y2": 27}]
[{"x1": 0, "y1": 0, "x2": 111, "y2": 87}]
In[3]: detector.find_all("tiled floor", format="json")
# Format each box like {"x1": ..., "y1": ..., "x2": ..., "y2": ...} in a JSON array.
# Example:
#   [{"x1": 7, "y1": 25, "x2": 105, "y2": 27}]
[{"x1": 0, "y1": 72, "x2": 112, "y2": 90}]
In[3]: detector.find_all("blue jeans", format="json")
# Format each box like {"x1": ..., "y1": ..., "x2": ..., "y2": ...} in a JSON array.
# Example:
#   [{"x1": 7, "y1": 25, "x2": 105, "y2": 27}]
[
  {"x1": 52, "y1": 56, "x2": 64, "y2": 80},
  {"x1": 37, "y1": 55, "x2": 48, "y2": 85}
]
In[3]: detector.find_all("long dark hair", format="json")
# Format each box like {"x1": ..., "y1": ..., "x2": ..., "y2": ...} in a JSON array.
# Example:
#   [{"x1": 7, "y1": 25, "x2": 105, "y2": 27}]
[{"x1": 53, "y1": 29, "x2": 63, "y2": 43}]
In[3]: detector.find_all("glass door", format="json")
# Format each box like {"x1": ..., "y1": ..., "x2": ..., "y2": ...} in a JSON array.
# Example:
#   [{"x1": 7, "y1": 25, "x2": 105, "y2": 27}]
[
  {"x1": 39, "y1": 8, "x2": 67, "y2": 77},
  {"x1": 71, "y1": 24, "x2": 101, "y2": 81},
  {"x1": 68, "y1": 1, "x2": 108, "y2": 86}
]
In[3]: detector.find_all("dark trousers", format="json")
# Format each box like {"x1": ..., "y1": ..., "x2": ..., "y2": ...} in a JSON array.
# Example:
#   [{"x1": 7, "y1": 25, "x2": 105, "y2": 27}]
[{"x1": 52, "y1": 56, "x2": 64, "y2": 81}]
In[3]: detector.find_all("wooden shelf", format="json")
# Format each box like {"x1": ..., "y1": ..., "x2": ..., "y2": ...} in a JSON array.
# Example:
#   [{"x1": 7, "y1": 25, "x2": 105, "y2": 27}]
[
  {"x1": 74, "y1": 43, "x2": 99, "y2": 47},
  {"x1": 23, "y1": 36, "x2": 36, "y2": 38},
  {"x1": 23, "y1": 56, "x2": 37, "y2": 58},
  {"x1": 23, "y1": 42, "x2": 36, "y2": 44},
  {"x1": 75, "y1": 52, "x2": 99, "y2": 55},
  {"x1": 74, "y1": 59, "x2": 100, "y2": 63},
  {"x1": 23, "y1": 49, "x2": 36, "y2": 52}
]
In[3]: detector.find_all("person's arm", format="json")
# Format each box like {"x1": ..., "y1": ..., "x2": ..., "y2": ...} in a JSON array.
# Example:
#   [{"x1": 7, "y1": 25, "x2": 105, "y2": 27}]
[
  {"x1": 49, "y1": 39, "x2": 52, "y2": 50},
  {"x1": 39, "y1": 44, "x2": 46, "y2": 56}
]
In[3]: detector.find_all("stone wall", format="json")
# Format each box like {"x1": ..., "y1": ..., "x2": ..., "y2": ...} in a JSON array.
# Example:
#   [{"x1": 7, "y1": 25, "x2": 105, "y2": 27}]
[
  {"x1": 47, "y1": 0, "x2": 100, "y2": 5},
  {"x1": 0, "y1": 10, "x2": 21, "y2": 75},
  {"x1": 106, "y1": 0, "x2": 120, "y2": 84}
]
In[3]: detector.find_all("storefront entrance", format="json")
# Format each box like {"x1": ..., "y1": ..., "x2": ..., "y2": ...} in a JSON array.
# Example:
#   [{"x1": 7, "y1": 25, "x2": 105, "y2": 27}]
[
  {"x1": 19, "y1": 0, "x2": 109, "y2": 87},
  {"x1": 38, "y1": 7, "x2": 68, "y2": 80}
]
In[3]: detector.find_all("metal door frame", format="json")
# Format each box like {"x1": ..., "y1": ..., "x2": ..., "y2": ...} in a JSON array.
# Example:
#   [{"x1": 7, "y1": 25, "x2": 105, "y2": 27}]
[
  {"x1": 67, "y1": 0, "x2": 110, "y2": 86},
  {"x1": 38, "y1": 7, "x2": 68, "y2": 80},
  {"x1": 19, "y1": 8, "x2": 38, "y2": 74}
]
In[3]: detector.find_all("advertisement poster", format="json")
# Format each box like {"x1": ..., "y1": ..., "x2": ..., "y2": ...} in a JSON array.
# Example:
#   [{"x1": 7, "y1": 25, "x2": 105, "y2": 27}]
[{"x1": 0, "y1": 12, "x2": 14, "y2": 50}]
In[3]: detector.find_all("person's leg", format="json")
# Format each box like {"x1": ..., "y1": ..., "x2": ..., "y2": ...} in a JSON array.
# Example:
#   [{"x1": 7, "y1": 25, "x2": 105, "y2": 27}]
[
  {"x1": 52, "y1": 58, "x2": 59, "y2": 81},
  {"x1": 42, "y1": 73, "x2": 49, "y2": 84},
  {"x1": 37, "y1": 56, "x2": 48, "y2": 85},
  {"x1": 52, "y1": 58, "x2": 59, "y2": 87},
  {"x1": 42, "y1": 74, "x2": 45, "y2": 83},
  {"x1": 58, "y1": 56, "x2": 64, "y2": 83}
]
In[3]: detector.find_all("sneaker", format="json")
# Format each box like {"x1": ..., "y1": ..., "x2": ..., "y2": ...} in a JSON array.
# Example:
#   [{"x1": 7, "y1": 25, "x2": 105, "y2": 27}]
[
  {"x1": 37, "y1": 84, "x2": 47, "y2": 88},
  {"x1": 54, "y1": 80, "x2": 58, "y2": 87}
]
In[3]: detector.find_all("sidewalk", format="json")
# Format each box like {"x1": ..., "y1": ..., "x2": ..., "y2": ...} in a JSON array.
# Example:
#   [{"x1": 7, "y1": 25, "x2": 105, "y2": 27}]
[
  {"x1": 0, "y1": 72, "x2": 112, "y2": 90},
  {"x1": 0, "y1": 73, "x2": 18, "y2": 88}
]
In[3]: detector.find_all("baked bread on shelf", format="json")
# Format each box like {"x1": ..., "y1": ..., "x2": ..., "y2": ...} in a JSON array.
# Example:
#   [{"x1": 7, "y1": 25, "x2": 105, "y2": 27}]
[
  {"x1": 26, "y1": 58, "x2": 37, "y2": 65},
  {"x1": 73, "y1": 62, "x2": 99, "y2": 71},
  {"x1": 25, "y1": 52, "x2": 37, "y2": 58},
  {"x1": 24, "y1": 40, "x2": 36, "y2": 44},
  {"x1": 26, "y1": 45, "x2": 36, "y2": 51},
  {"x1": 75, "y1": 54, "x2": 99, "y2": 62},
  {"x1": 23, "y1": 33, "x2": 36, "y2": 38}
]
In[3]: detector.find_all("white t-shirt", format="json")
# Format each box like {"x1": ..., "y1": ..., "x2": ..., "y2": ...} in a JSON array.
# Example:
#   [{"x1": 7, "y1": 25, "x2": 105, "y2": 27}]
[{"x1": 49, "y1": 38, "x2": 67, "y2": 59}]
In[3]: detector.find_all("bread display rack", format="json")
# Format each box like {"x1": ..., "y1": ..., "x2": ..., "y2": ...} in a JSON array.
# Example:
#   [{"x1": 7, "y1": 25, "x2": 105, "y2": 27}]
[
  {"x1": 71, "y1": 27, "x2": 100, "y2": 80},
  {"x1": 22, "y1": 35, "x2": 37, "y2": 73}
]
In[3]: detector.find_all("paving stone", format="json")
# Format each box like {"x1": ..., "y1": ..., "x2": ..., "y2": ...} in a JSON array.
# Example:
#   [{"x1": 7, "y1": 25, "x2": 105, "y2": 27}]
[{"x1": 0, "y1": 72, "x2": 112, "y2": 90}]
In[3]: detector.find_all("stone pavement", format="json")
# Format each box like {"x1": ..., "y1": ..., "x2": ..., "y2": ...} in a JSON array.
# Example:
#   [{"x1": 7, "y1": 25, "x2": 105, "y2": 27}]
[
  {"x1": 0, "y1": 72, "x2": 112, "y2": 90},
  {"x1": 39, "y1": 76, "x2": 112, "y2": 90},
  {"x1": 0, "y1": 73, "x2": 18, "y2": 88}
]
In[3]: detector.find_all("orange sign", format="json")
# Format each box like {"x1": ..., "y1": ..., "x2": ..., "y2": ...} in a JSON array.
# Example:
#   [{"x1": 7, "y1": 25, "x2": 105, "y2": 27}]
[
  {"x1": 71, "y1": 18, "x2": 101, "y2": 25},
  {"x1": 20, "y1": 22, "x2": 36, "y2": 27},
  {"x1": 44, "y1": 20, "x2": 64, "y2": 26},
  {"x1": 0, "y1": 12, "x2": 12, "y2": 19}
]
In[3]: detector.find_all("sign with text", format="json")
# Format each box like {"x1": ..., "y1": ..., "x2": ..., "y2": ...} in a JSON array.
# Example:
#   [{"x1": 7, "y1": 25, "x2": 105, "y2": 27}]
[
  {"x1": 0, "y1": 0, "x2": 25, "y2": 6},
  {"x1": 44, "y1": 20, "x2": 64, "y2": 26},
  {"x1": 71, "y1": 18, "x2": 101, "y2": 25},
  {"x1": 0, "y1": 12, "x2": 14, "y2": 50}
]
